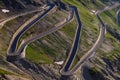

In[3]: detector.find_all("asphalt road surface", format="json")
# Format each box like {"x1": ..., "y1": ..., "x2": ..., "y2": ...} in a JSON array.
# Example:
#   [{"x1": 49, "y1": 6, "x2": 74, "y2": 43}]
[
  {"x1": 6, "y1": 2, "x2": 119, "y2": 76},
  {"x1": 60, "y1": 3, "x2": 119, "y2": 76},
  {"x1": 7, "y1": 4, "x2": 55, "y2": 56},
  {"x1": 0, "y1": 6, "x2": 46, "y2": 29},
  {"x1": 17, "y1": 7, "x2": 74, "y2": 58},
  {"x1": 62, "y1": 6, "x2": 82, "y2": 72}
]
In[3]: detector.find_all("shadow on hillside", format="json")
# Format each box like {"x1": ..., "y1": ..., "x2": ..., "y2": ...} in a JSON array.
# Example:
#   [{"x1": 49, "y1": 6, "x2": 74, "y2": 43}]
[{"x1": 13, "y1": 59, "x2": 57, "y2": 79}]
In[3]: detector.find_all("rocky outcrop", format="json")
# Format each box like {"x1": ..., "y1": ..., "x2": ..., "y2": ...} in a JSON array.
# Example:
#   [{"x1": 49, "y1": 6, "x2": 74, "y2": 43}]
[
  {"x1": 13, "y1": 59, "x2": 61, "y2": 80},
  {"x1": 80, "y1": 55, "x2": 120, "y2": 80}
]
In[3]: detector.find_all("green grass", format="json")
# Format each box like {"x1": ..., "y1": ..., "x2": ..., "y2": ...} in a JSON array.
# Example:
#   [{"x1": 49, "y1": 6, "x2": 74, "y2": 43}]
[
  {"x1": 36, "y1": 41, "x2": 56, "y2": 57},
  {"x1": 99, "y1": 48, "x2": 120, "y2": 61},
  {"x1": 60, "y1": 18, "x2": 77, "y2": 38},
  {"x1": 105, "y1": 33, "x2": 118, "y2": 46},
  {"x1": 24, "y1": 19, "x2": 75, "y2": 63},
  {"x1": 100, "y1": 7, "x2": 120, "y2": 30},
  {"x1": 24, "y1": 10, "x2": 76, "y2": 63},
  {"x1": 25, "y1": 0, "x2": 120, "y2": 64},
  {"x1": 62, "y1": 0, "x2": 120, "y2": 62},
  {"x1": 72, "y1": 0, "x2": 120, "y2": 61},
  {"x1": 61, "y1": 0, "x2": 100, "y2": 67},
  {"x1": 24, "y1": 0, "x2": 100, "y2": 64},
  {"x1": 99, "y1": 6, "x2": 120, "y2": 60},
  {"x1": 0, "y1": 68, "x2": 13, "y2": 75},
  {"x1": 26, "y1": 45, "x2": 53, "y2": 64},
  {"x1": 98, "y1": 33, "x2": 120, "y2": 61},
  {"x1": 63, "y1": 0, "x2": 99, "y2": 29},
  {"x1": 107, "y1": 49, "x2": 120, "y2": 60},
  {"x1": 77, "y1": 0, "x2": 106, "y2": 9},
  {"x1": 62, "y1": 0, "x2": 99, "y2": 45},
  {"x1": 18, "y1": 10, "x2": 67, "y2": 49},
  {"x1": 90, "y1": 67, "x2": 101, "y2": 73}
]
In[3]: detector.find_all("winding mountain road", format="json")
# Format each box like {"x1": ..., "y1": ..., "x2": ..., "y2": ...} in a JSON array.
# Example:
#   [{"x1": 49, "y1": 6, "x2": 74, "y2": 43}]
[
  {"x1": 0, "y1": 5, "x2": 47, "y2": 29},
  {"x1": 60, "y1": 6, "x2": 82, "y2": 73},
  {"x1": 7, "y1": 4, "x2": 55, "y2": 61},
  {"x1": 16, "y1": 7, "x2": 74, "y2": 58},
  {"x1": 60, "y1": 3, "x2": 120, "y2": 76},
  {"x1": 60, "y1": 14, "x2": 105, "y2": 75},
  {"x1": 6, "y1": 2, "x2": 120, "y2": 76}
]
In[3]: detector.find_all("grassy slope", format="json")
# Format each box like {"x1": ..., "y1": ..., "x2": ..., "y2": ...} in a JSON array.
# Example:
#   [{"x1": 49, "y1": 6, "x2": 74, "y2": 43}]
[
  {"x1": 62, "y1": 0, "x2": 100, "y2": 69},
  {"x1": 25, "y1": 17, "x2": 77, "y2": 64},
  {"x1": 0, "y1": 1, "x2": 119, "y2": 79},
  {"x1": 19, "y1": 10, "x2": 68, "y2": 44},
  {"x1": 98, "y1": 6, "x2": 120, "y2": 60},
  {"x1": 62, "y1": 0, "x2": 120, "y2": 68},
  {"x1": 25, "y1": 0, "x2": 103, "y2": 66},
  {"x1": 26, "y1": 45, "x2": 53, "y2": 64},
  {"x1": 25, "y1": 0, "x2": 102, "y2": 65},
  {"x1": 0, "y1": 13, "x2": 34, "y2": 56},
  {"x1": 73, "y1": 0, "x2": 120, "y2": 76},
  {"x1": 1, "y1": 0, "x2": 119, "y2": 67},
  {"x1": 0, "y1": 68, "x2": 13, "y2": 75},
  {"x1": 73, "y1": 0, "x2": 120, "y2": 59},
  {"x1": 24, "y1": 10, "x2": 72, "y2": 64}
]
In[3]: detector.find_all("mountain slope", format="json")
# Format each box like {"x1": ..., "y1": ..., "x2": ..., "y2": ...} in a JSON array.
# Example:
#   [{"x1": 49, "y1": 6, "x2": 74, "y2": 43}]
[{"x1": 0, "y1": 0, "x2": 120, "y2": 80}]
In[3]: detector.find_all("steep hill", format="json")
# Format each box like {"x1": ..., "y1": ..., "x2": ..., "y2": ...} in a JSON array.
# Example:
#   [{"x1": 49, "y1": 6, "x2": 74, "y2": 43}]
[{"x1": 0, "y1": 0, "x2": 120, "y2": 80}]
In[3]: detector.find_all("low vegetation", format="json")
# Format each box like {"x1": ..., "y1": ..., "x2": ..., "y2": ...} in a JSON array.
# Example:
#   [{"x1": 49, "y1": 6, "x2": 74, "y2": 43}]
[
  {"x1": 0, "y1": 68, "x2": 13, "y2": 75},
  {"x1": 26, "y1": 45, "x2": 53, "y2": 64}
]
